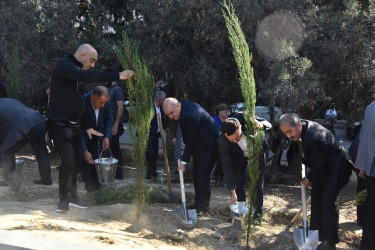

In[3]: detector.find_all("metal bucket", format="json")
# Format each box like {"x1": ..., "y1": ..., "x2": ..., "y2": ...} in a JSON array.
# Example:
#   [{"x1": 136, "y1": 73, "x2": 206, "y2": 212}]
[
  {"x1": 230, "y1": 202, "x2": 250, "y2": 230},
  {"x1": 94, "y1": 150, "x2": 118, "y2": 184},
  {"x1": 15, "y1": 159, "x2": 24, "y2": 173}
]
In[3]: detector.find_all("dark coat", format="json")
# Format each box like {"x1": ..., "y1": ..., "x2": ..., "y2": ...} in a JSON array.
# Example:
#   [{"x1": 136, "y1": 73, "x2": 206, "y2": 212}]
[
  {"x1": 81, "y1": 91, "x2": 113, "y2": 152},
  {"x1": 179, "y1": 100, "x2": 220, "y2": 163},
  {"x1": 0, "y1": 98, "x2": 45, "y2": 152},
  {"x1": 46, "y1": 54, "x2": 119, "y2": 123},
  {"x1": 218, "y1": 114, "x2": 272, "y2": 190},
  {"x1": 298, "y1": 120, "x2": 351, "y2": 182}
]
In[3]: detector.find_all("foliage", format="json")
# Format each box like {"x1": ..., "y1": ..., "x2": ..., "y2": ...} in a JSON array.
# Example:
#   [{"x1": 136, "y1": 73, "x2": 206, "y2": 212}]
[
  {"x1": 82, "y1": 186, "x2": 174, "y2": 206},
  {"x1": 3, "y1": 52, "x2": 20, "y2": 100},
  {"x1": 222, "y1": 1, "x2": 264, "y2": 245},
  {"x1": 340, "y1": 188, "x2": 367, "y2": 207},
  {"x1": 115, "y1": 33, "x2": 155, "y2": 221}
]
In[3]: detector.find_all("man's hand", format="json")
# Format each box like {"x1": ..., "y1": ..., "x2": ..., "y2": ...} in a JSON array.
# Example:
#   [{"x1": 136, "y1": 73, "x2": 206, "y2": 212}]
[
  {"x1": 102, "y1": 137, "x2": 110, "y2": 150},
  {"x1": 177, "y1": 163, "x2": 186, "y2": 173},
  {"x1": 119, "y1": 70, "x2": 135, "y2": 80},
  {"x1": 86, "y1": 128, "x2": 104, "y2": 139},
  {"x1": 172, "y1": 137, "x2": 176, "y2": 145},
  {"x1": 230, "y1": 189, "x2": 238, "y2": 205},
  {"x1": 300, "y1": 177, "x2": 310, "y2": 188},
  {"x1": 112, "y1": 124, "x2": 118, "y2": 136},
  {"x1": 84, "y1": 151, "x2": 94, "y2": 164},
  {"x1": 359, "y1": 170, "x2": 366, "y2": 180}
]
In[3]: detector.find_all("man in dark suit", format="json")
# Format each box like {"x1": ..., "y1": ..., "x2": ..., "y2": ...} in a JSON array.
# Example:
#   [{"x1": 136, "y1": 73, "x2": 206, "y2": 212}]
[
  {"x1": 279, "y1": 113, "x2": 352, "y2": 250},
  {"x1": 81, "y1": 86, "x2": 113, "y2": 192},
  {"x1": 0, "y1": 98, "x2": 51, "y2": 186},
  {"x1": 145, "y1": 91, "x2": 168, "y2": 179},
  {"x1": 219, "y1": 114, "x2": 271, "y2": 223},
  {"x1": 162, "y1": 97, "x2": 220, "y2": 215}
]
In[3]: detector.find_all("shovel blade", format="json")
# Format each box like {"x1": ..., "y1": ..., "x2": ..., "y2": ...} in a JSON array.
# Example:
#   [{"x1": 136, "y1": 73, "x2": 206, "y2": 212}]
[
  {"x1": 175, "y1": 208, "x2": 197, "y2": 228},
  {"x1": 293, "y1": 228, "x2": 319, "y2": 250}
]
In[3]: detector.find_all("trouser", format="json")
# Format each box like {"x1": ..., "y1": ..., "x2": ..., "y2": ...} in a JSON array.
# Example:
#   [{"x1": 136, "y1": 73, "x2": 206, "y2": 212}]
[
  {"x1": 146, "y1": 133, "x2": 159, "y2": 177},
  {"x1": 1, "y1": 123, "x2": 51, "y2": 182},
  {"x1": 360, "y1": 176, "x2": 375, "y2": 250},
  {"x1": 47, "y1": 120, "x2": 81, "y2": 202},
  {"x1": 310, "y1": 172, "x2": 340, "y2": 243},
  {"x1": 192, "y1": 141, "x2": 219, "y2": 210},
  {"x1": 81, "y1": 138, "x2": 101, "y2": 192},
  {"x1": 213, "y1": 157, "x2": 224, "y2": 181},
  {"x1": 236, "y1": 153, "x2": 266, "y2": 215},
  {"x1": 110, "y1": 125, "x2": 124, "y2": 178}
]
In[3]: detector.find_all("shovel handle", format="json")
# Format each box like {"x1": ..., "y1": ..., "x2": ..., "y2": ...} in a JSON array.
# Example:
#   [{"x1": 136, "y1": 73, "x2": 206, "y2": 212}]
[
  {"x1": 178, "y1": 159, "x2": 186, "y2": 203},
  {"x1": 301, "y1": 164, "x2": 308, "y2": 221}
]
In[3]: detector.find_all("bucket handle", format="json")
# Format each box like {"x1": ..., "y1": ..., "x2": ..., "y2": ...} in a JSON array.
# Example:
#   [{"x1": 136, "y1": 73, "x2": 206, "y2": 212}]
[{"x1": 98, "y1": 148, "x2": 114, "y2": 162}]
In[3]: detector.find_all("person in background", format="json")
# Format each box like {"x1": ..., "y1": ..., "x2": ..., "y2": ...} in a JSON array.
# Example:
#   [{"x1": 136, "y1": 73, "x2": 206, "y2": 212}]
[
  {"x1": 355, "y1": 100, "x2": 375, "y2": 250},
  {"x1": 145, "y1": 91, "x2": 168, "y2": 180},
  {"x1": 163, "y1": 97, "x2": 220, "y2": 216},
  {"x1": 211, "y1": 103, "x2": 232, "y2": 187},
  {"x1": 105, "y1": 69, "x2": 125, "y2": 180},
  {"x1": 46, "y1": 43, "x2": 134, "y2": 213}
]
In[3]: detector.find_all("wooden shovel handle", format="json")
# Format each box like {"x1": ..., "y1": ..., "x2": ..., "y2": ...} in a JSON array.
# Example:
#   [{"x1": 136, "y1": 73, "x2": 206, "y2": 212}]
[{"x1": 291, "y1": 196, "x2": 311, "y2": 223}]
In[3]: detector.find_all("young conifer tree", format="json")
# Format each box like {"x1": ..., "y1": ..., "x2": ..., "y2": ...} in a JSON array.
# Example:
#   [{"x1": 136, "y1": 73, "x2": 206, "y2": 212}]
[
  {"x1": 115, "y1": 33, "x2": 155, "y2": 220},
  {"x1": 4, "y1": 52, "x2": 20, "y2": 100},
  {"x1": 223, "y1": 1, "x2": 264, "y2": 245}
]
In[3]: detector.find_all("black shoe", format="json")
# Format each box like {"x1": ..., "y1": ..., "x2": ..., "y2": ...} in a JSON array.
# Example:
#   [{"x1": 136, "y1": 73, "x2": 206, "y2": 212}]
[
  {"x1": 56, "y1": 200, "x2": 69, "y2": 213},
  {"x1": 34, "y1": 179, "x2": 52, "y2": 185},
  {"x1": 317, "y1": 241, "x2": 336, "y2": 250}
]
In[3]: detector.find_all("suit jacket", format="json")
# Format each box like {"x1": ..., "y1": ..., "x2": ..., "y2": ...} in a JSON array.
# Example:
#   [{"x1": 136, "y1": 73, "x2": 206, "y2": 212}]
[
  {"x1": 81, "y1": 92, "x2": 113, "y2": 152},
  {"x1": 297, "y1": 120, "x2": 351, "y2": 182},
  {"x1": 218, "y1": 114, "x2": 272, "y2": 190},
  {"x1": 179, "y1": 100, "x2": 221, "y2": 163},
  {"x1": 0, "y1": 98, "x2": 45, "y2": 152},
  {"x1": 149, "y1": 103, "x2": 167, "y2": 143}
]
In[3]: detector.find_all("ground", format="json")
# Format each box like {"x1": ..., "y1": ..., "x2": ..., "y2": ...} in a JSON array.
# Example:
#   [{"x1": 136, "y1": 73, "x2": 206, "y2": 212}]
[{"x1": 0, "y1": 145, "x2": 363, "y2": 250}]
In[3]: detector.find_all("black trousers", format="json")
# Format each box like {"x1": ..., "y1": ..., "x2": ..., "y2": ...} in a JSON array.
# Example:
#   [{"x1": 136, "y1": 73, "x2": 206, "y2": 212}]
[
  {"x1": 236, "y1": 153, "x2": 266, "y2": 215},
  {"x1": 360, "y1": 176, "x2": 375, "y2": 250},
  {"x1": 110, "y1": 125, "x2": 124, "y2": 178},
  {"x1": 146, "y1": 133, "x2": 160, "y2": 177},
  {"x1": 47, "y1": 120, "x2": 81, "y2": 202},
  {"x1": 1, "y1": 123, "x2": 51, "y2": 182},
  {"x1": 81, "y1": 138, "x2": 101, "y2": 192},
  {"x1": 192, "y1": 141, "x2": 219, "y2": 210},
  {"x1": 310, "y1": 171, "x2": 340, "y2": 243}
]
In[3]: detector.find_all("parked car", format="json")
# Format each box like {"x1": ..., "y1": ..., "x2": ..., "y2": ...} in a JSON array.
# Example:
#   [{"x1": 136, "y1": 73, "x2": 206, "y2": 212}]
[{"x1": 231, "y1": 103, "x2": 282, "y2": 122}]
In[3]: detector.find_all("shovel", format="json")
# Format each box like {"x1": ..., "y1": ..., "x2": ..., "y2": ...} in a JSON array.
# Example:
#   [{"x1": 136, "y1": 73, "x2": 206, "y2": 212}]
[
  {"x1": 175, "y1": 160, "x2": 197, "y2": 228},
  {"x1": 293, "y1": 164, "x2": 319, "y2": 250}
]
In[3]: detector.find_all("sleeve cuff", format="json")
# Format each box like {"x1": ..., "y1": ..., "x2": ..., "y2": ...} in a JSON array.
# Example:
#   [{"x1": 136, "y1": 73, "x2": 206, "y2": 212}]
[{"x1": 181, "y1": 161, "x2": 187, "y2": 165}]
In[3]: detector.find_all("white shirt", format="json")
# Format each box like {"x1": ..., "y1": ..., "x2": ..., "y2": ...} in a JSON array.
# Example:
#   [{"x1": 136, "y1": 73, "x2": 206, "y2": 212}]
[
  {"x1": 91, "y1": 101, "x2": 99, "y2": 125},
  {"x1": 237, "y1": 134, "x2": 249, "y2": 158}
]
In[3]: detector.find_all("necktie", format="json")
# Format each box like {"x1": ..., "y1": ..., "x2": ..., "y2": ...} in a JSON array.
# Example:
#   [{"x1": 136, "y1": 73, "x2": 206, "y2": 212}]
[
  {"x1": 174, "y1": 123, "x2": 182, "y2": 159},
  {"x1": 297, "y1": 140, "x2": 303, "y2": 180}
]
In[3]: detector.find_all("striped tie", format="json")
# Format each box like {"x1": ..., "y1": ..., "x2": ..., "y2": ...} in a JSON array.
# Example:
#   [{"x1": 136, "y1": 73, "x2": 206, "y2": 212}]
[{"x1": 174, "y1": 123, "x2": 182, "y2": 159}]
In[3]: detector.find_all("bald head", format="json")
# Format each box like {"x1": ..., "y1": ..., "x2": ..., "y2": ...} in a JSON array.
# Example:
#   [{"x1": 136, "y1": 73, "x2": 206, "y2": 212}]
[
  {"x1": 162, "y1": 97, "x2": 181, "y2": 120},
  {"x1": 74, "y1": 44, "x2": 98, "y2": 70}
]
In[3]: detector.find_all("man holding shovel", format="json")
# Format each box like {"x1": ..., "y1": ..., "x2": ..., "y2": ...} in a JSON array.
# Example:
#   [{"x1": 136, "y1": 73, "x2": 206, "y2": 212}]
[
  {"x1": 163, "y1": 97, "x2": 220, "y2": 216},
  {"x1": 279, "y1": 113, "x2": 353, "y2": 250}
]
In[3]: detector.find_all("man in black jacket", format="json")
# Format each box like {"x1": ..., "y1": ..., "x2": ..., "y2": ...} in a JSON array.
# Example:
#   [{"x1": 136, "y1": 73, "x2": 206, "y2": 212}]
[
  {"x1": 163, "y1": 97, "x2": 220, "y2": 215},
  {"x1": 46, "y1": 44, "x2": 134, "y2": 213},
  {"x1": 219, "y1": 114, "x2": 271, "y2": 223},
  {"x1": 279, "y1": 113, "x2": 352, "y2": 250}
]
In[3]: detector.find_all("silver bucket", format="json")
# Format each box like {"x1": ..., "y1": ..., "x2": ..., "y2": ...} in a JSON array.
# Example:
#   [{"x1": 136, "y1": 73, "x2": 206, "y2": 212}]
[
  {"x1": 230, "y1": 202, "x2": 250, "y2": 231},
  {"x1": 94, "y1": 150, "x2": 118, "y2": 184},
  {"x1": 15, "y1": 159, "x2": 24, "y2": 173}
]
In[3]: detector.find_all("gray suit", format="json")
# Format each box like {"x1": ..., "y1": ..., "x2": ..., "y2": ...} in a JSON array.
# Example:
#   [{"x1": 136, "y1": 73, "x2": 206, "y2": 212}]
[{"x1": 0, "y1": 98, "x2": 51, "y2": 182}]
